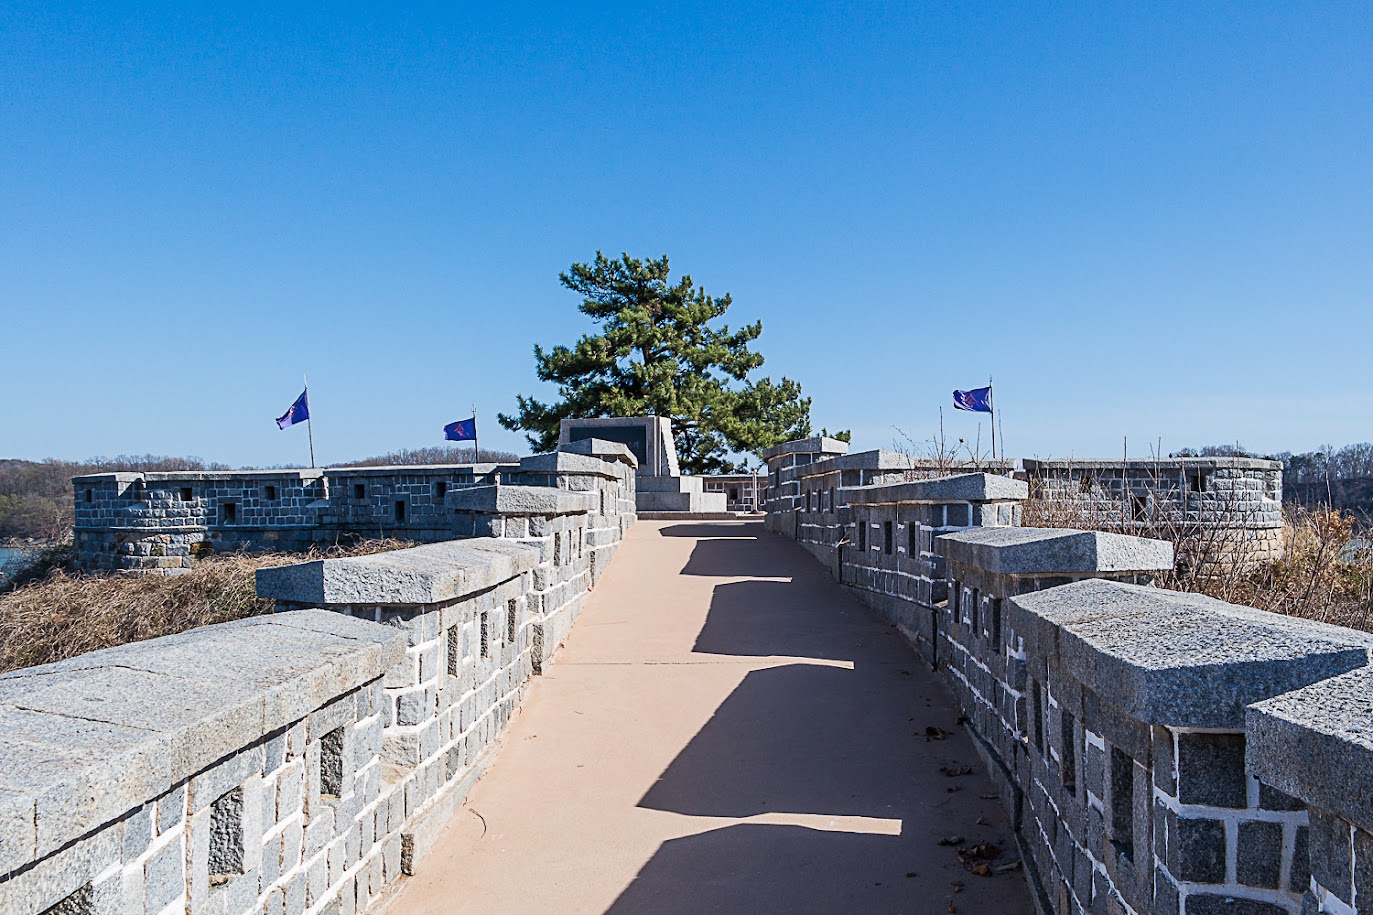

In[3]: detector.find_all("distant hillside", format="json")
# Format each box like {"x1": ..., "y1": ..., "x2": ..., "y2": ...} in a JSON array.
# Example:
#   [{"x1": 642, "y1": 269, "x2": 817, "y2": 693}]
[
  {"x1": 1286, "y1": 477, "x2": 1373, "y2": 528},
  {"x1": 0, "y1": 456, "x2": 228, "y2": 542}
]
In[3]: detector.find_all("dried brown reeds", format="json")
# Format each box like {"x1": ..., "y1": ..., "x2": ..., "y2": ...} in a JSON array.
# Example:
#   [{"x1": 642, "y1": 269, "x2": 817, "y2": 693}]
[
  {"x1": 0, "y1": 539, "x2": 410, "y2": 674},
  {"x1": 1025, "y1": 474, "x2": 1373, "y2": 633}
]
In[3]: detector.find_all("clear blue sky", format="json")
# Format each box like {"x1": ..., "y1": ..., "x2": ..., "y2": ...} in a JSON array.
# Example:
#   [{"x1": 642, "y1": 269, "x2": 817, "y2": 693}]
[{"x1": 2, "y1": 2, "x2": 1369, "y2": 466}]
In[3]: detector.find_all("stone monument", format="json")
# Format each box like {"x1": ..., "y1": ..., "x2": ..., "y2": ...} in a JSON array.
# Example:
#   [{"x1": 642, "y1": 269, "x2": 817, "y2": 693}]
[{"x1": 559, "y1": 416, "x2": 727, "y2": 513}]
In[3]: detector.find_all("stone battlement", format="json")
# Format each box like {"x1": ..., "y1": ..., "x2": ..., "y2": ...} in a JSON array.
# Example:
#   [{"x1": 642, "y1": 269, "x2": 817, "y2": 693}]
[
  {"x1": 72, "y1": 442, "x2": 638, "y2": 574},
  {"x1": 765, "y1": 444, "x2": 1373, "y2": 915},
  {"x1": 3, "y1": 443, "x2": 634, "y2": 915}
]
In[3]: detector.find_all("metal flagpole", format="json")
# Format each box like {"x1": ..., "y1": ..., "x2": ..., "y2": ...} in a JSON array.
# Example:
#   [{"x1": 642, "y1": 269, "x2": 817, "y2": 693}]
[
  {"x1": 988, "y1": 375, "x2": 995, "y2": 466},
  {"x1": 471, "y1": 404, "x2": 478, "y2": 463},
  {"x1": 304, "y1": 374, "x2": 316, "y2": 469}
]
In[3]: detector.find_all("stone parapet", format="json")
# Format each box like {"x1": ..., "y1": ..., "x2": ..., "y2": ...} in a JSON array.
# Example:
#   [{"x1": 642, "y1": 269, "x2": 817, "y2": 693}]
[
  {"x1": 0, "y1": 611, "x2": 405, "y2": 915},
  {"x1": 72, "y1": 445, "x2": 637, "y2": 575},
  {"x1": 776, "y1": 453, "x2": 1373, "y2": 914},
  {"x1": 1, "y1": 463, "x2": 631, "y2": 915},
  {"x1": 1248, "y1": 668, "x2": 1373, "y2": 912}
]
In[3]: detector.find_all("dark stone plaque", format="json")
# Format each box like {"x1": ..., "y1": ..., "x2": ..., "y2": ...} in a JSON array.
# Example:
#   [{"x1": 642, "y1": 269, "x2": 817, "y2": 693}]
[{"x1": 569, "y1": 425, "x2": 648, "y2": 465}]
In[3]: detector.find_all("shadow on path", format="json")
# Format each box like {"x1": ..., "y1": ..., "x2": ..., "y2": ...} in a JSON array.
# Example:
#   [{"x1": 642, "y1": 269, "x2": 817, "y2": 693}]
[
  {"x1": 606, "y1": 823, "x2": 919, "y2": 914},
  {"x1": 613, "y1": 524, "x2": 1033, "y2": 912},
  {"x1": 656, "y1": 522, "x2": 764, "y2": 538}
]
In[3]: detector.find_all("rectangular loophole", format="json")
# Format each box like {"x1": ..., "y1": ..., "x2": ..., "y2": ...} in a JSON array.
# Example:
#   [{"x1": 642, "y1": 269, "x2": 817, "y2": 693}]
[
  {"x1": 209, "y1": 787, "x2": 245, "y2": 883},
  {"x1": 179, "y1": 487, "x2": 193, "y2": 502},
  {"x1": 480, "y1": 611, "x2": 489, "y2": 658},
  {"x1": 394, "y1": 500, "x2": 406, "y2": 522},
  {"x1": 84, "y1": 488, "x2": 93, "y2": 503},
  {"x1": 434, "y1": 481, "x2": 447, "y2": 499},
  {"x1": 553, "y1": 532, "x2": 562, "y2": 567},
  {"x1": 1031, "y1": 681, "x2": 1044, "y2": 752},
  {"x1": 991, "y1": 598, "x2": 1003, "y2": 646},
  {"x1": 263, "y1": 485, "x2": 278, "y2": 501},
  {"x1": 353, "y1": 483, "x2": 366, "y2": 499},
  {"x1": 907, "y1": 523, "x2": 916, "y2": 557},
  {"x1": 507, "y1": 598, "x2": 518, "y2": 643},
  {"x1": 221, "y1": 502, "x2": 237, "y2": 523},
  {"x1": 1110, "y1": 747, "x2": 1136, "y2": 861},
  {"x1": 320, "y1": 726, "x2": 345, "y2": 800},
  {"x1": 883, "y1": 521, "x2": 893, "y2": 555},
  {"x1": 857, "y1": 523, "x2": 866, "y2": 552},
  {"x1": 447, "y1": 624, "x2": 461, "y2": 676},
  {"x1": 1060, "y1": 711, "x2": 1078, "y2": 795}
]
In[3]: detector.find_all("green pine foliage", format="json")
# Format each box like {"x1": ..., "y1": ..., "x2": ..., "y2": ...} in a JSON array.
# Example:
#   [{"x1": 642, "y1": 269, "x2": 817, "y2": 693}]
[{"x1": 498, "y1": 252, "x2": 818, "y2": 473}]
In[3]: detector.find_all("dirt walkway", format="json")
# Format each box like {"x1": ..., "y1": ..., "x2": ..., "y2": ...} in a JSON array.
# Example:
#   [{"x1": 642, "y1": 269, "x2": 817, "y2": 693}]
[{"x1": 389, "y1": 521, "x2": 1035, "y2": 914}]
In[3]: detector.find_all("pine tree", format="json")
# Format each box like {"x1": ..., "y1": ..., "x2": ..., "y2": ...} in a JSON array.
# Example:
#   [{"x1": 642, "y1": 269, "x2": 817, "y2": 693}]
[{"x1": 498, "y1": 252, "x2": 818, "y2": 473}]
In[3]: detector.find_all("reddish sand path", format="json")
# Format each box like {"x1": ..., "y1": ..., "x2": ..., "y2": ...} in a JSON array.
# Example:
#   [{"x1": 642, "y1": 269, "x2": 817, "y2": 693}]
[{"x1": 388, "y1": 521, "x2": 1035, "y2": 914}]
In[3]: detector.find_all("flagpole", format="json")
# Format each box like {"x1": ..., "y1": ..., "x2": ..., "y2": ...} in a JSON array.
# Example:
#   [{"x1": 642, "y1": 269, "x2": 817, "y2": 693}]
[
  {"x1": 304, "y1": 374, "x2": 316, "y2": 469},
  {"x1": 471, "y1": 404, "x2": 478, "y2": 463},
  {"x1": 988, "y1": 375, "x2": 995, "y2": 467}
]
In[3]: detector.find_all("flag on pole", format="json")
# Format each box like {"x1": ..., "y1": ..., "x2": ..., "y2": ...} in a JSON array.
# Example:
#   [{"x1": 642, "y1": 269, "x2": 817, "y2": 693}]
[
  {"x1": 952, "y1": 386, "x2": 993, "y2": 413},
  {"x1": 444, "y1": 417, "x2": 477, "y2": 442},
  {"x1": 276, "y1": 390, "x2": 310, "y2": 429}
]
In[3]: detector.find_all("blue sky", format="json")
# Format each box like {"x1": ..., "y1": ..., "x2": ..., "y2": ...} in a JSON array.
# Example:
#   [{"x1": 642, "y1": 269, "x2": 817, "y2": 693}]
[{"x1": 2, "y1": 2, "x2": 1369, "y2": 466}]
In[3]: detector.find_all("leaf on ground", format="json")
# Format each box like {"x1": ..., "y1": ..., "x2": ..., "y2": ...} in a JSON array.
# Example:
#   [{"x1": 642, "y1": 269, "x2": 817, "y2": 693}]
[
  {"x1": 924, "y1": 726, "x2": 947, "y2": 740},
  {"x1": 937, "y1": 836, "x2": 965, "y2": 846},
  {"x1": 940, "y1": 765, "x2": 973, "y2": 777}
]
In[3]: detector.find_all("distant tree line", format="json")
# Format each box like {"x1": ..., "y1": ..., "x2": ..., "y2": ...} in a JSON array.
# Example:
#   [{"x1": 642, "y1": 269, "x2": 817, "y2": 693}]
[
  {"x1": 1171, "y1": 442, "x2": 1373, "y2": 487},
  {"x1": 0, "y1": 446, "x2": 523, "y2": 543},
  {"x1": 0, "y1": 456, "x2": 228, "y2": 542}
]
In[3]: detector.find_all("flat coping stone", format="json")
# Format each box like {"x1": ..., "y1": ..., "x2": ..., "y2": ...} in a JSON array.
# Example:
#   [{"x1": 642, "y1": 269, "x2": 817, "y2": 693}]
[
  {"x1": 556, "y1": 438, "x2": 638, "y2": 468},
  {"x1": 330, "y1": 463, "x2": 514, "y2": 477},
  {"x1": 937, "y1": 526, "x2": 1173, "y2": 575},
  {"x1": 255, "y1": 537, "x2": 539, "y2": 606},
  {"x1": 73, "y1": 469, "x2": 328, "y2": 484},
  {"x1": 447, "y1": 484, "x2": 598, "y2": 515},
  {"x1": 0, "y1": 610, "x2": 403, "y2": 868},
  {"x1": 780, "y1": 450, "x2": 1016, "y2": 480},
  {"x1": 844, "y1": 472, "x2": 1028, "y2": 505},
  {"x1": 760, "y1": 436, "x2": 851, "y2": 460},
  {"x1": 1022, "y1": 457, "x2": 1282, "y2": 471},
  {"x1": 1008, "y1": 578, "x2": 1372, "y2": 728},
  {"x1": 1248, "y1": 667, "x2": 1373, "y2": 831},
  {"x1": 517, "y1": 451, "x2": 621, "y2": 478}
]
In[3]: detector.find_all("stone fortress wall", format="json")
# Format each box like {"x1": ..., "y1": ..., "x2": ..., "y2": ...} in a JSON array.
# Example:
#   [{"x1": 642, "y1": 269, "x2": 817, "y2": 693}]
[
  {"x1": 0, "y1": 440, "x2": 638, "y2": 915},
  {"x1": 764, "y1": 435, "x2": 1373, "y2": 915},
  {"x1": 71, "y1": 439, "x2": 638, "y2": 575}
]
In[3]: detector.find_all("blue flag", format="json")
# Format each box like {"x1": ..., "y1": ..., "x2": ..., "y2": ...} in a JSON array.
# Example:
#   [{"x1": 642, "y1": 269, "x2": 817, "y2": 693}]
[
  {"x1": 444, "y1": 417, "x2": 476, "y2": 441},
  {"x1": 952, "y1": 386, "x2": 993, "y2": 413},
  {"x1": 276, "y1": 389, "x2": 310, "y2": 429}
]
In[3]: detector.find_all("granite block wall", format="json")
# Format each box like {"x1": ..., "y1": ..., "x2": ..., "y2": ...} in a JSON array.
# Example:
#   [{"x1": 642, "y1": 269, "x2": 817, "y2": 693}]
[
  {"x1": 767, "y1": 463, "x2": 1373, "y2": 915},
  {"x1": 4, "y1": 459, "x2": 635, "y2": 914},
  {"x1": 72, "y1": 440, "x2": 638, "y2": 575}
]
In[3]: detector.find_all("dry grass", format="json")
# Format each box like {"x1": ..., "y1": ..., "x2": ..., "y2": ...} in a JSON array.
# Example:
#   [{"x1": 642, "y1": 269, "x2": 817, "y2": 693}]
[
  {"x1": 0, "y1": 539, "x2": 410, "y2": 674},
  {"x1": 1025, "y1": 486, "x2": 1373, "y2": 633},
  {"x1": 1225, "y1": 506, "x2": 1373, "y2": 632}
]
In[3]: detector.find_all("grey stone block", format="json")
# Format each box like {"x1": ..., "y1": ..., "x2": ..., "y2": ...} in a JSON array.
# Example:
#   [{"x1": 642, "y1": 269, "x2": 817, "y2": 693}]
[
  {"x1": 143, "y1": 838, "x2": 183, "y2": 912},
  {"x1": 1307, "y1": 808, "x2": 1352, "y2": 904},
  {"x1": 1009, "y1": 579, "x2": 1370, "y2": 728},
  {"x1": 157, "y1": 783, "x2": 185, "y2": 834},
  {"x1": 122, "y1": 803, "x2": 152, "y2": 863},
  {"x1": 1248, "y1": 667, "x2": 1373, "y2": 833},
  {"x1": 845, "y1": 472, "x2": 1028, "y2": 506},
  {"x1": 1177, "y1": 732, "x2": 1247, "y2": 808},
  {"x1": 256, "y1": 540, "x2": 538, "y2": 606},
  {"x1": 939, "y1": 527, "x2": 1173, "y2": 575},
  {"x1": 1236, "y1": 820, "x2": 1282, "y2": 889},
  {"x1": 1171, "y1": 815, "x2": 1226, "y2": 883}
]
